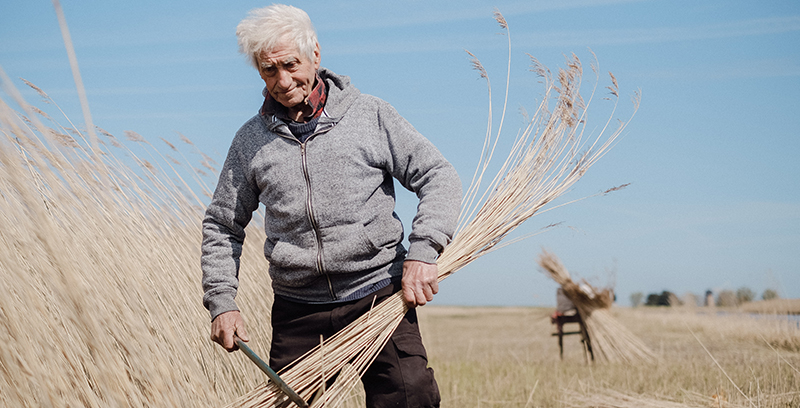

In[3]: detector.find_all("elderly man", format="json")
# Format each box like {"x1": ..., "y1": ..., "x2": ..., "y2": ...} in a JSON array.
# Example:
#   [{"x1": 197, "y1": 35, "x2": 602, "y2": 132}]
[{"x1": 201, "y1": 4, "x2": 461, "y2": 407}]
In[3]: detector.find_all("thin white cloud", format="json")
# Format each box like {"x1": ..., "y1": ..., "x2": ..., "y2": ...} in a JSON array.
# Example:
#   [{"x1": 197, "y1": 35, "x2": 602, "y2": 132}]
[
  {"x1": 96, "y1": 111, "x2": 248, "y2": 120},
  {"x1": 618, "y1": 200, "x2": 800, "y2": 237},
  {"x1": 87, "y1": 85, "x2": 253, "y2": 96},
  {"x1": 637, "y1": 58, "x2": 800, "y2": 80},
  {"x1": 515, "y1": 16, "x2": 800, "y2": 48},
  {"x1": 314, "y1": 0, "x2": 649, "y2": 32},
  {"x1": 17, "y1": 84, "x2": 253, "y2": 99},
  {"x1": 320, "y1": 15, "x2": 800, "y2": 56}
]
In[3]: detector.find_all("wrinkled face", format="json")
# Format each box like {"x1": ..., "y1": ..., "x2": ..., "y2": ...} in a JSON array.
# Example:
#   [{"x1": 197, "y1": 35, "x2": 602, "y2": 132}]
[{"x1": 256, "y1": 39, "x2": 320, "y2": 109}]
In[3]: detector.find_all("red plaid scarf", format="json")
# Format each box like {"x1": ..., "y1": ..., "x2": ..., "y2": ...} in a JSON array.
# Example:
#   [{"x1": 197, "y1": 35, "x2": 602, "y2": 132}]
[{"x1": 260, "y1": 73, "x2": 327, "y2": 121}]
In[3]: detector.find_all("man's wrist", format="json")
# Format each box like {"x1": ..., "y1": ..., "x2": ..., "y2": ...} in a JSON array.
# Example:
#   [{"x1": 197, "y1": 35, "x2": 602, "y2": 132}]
[
  {"x1": 207, "y1": 294, "x2": 239, "y2": 322},
  {"x1": 406, "y1": 240, "x2": 440, "y2": 264}
]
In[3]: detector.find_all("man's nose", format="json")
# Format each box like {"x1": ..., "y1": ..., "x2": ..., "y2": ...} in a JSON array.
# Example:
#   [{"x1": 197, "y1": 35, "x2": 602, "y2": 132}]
[{"x1": 277, "y1": 69, "x2": 293, "y2": 88}]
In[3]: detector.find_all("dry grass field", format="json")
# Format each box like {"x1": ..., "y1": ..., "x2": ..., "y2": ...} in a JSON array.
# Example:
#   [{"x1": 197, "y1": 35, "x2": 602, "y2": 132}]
[
  {"x1": 741, "y1": 299, "x2": 800, "y2": 316},
  {"x1": 418, "y1": 306, "x2": 800, "y2": 408}
]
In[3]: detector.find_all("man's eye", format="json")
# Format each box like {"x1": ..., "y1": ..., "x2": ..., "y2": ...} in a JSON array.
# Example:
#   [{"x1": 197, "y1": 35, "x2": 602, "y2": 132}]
[
  {"x1": 285, "y1": 62, "x2": 297, "y2": 70},
  {"x1": 261, "y1": 66, "x2": 276, "y2": 75}
]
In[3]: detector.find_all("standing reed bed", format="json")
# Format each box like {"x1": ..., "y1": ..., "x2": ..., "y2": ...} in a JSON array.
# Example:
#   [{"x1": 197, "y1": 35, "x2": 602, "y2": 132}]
[
  {"x1": 640, "y1": 308, "x2": 800, "y2": 354},
  {"x1": 0, "y1": 69, "x2": 276, "y2": 406},
  {"x1": 741, "y1": 299, "x2": 800, "y2": 316},
  {"x1": 225, "y1": 10, "x2": 640, "y2": 408}
]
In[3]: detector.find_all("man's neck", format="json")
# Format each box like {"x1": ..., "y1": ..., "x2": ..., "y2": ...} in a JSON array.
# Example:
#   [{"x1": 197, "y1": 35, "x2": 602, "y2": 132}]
[{"x1": 287, "y1": 103, "x2": 313, "y2": 123}]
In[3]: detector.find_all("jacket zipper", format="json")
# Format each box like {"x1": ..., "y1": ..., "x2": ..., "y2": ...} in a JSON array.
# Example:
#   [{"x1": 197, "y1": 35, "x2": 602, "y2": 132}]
[{"x1": 300, "y1": 142, "x2": 337, "y2": 301}]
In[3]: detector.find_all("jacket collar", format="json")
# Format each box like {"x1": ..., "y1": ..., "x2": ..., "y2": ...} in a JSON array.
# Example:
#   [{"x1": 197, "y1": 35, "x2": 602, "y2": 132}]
[{"x1": 260, "y1": 68, "x2": 361, "y2": 132}]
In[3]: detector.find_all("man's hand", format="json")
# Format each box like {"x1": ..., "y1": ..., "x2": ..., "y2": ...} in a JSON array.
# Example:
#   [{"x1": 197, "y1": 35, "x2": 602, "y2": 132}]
[
  {"x1": 210, "y1": 310, "x2": 249, "y2": 352},
  {"x1": 401, "y1": 260, "x2": 439, "y2": 308}
]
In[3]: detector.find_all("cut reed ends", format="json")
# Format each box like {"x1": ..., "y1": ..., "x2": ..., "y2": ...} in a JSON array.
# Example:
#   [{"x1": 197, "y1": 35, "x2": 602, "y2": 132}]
[
  {"x1": 226, "y1": 10, "x2": 640, "y2": 408},
  {"x1": 538, "y1": 249, "x2": 657, "y2": 364}
]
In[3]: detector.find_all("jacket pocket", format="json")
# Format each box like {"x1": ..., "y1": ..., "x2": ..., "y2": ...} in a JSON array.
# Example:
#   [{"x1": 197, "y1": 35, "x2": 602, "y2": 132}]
[
  {"x1": 264, "y1": 236, "x2": 316, "y2": 270},
  {"x1": 362, "y1": 214, "x2": 404, "y2": 250},
  {"x1": 320, "y1": 223, "x2": 377, "y2": 270}
]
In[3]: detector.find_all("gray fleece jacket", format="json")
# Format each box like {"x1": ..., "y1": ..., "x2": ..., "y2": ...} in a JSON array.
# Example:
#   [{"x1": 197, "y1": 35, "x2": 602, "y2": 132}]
[{"x1": 201, "y1": 68, "x2": 461, "y2": 320}]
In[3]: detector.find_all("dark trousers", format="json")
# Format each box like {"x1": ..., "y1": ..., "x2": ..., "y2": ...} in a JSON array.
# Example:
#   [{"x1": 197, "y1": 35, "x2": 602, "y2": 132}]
[{"x1": 269, "y1": 281, "x2": 440, "y2": 408}]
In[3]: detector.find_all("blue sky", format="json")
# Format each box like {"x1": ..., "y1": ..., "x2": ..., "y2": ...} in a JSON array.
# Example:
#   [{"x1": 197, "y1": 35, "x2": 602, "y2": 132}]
[{"x1": 2, "y1": 0, "x2": 798, "y2": 306}]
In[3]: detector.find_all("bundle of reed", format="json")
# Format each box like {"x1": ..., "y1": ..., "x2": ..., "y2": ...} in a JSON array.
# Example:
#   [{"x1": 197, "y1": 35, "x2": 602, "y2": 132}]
[
  {"x1": 225, "y1": 11, "x2": 639, "y2": 408},
  {"x1": 538, "y1": 249, "x2": 657, "y2": 364}
]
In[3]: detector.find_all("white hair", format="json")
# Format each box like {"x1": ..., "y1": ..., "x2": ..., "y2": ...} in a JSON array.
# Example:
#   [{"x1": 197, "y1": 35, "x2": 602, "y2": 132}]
[{"x1": 236, "y1": 4, "x2": 318, "y2": 69}]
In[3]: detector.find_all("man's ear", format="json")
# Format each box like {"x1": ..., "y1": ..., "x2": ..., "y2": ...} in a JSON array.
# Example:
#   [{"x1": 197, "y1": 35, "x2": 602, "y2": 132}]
[{"x1": 313, "y1": 42, "x2": 321, "y2": 70}]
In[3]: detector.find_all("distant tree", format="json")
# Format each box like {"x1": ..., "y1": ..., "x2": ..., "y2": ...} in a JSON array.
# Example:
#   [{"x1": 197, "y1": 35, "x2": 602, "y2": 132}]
[
  {"x1": 762, "y1": 289, "x2": 779, "y2": 301},
  {"x1": 645, "y1": 291, "x2": 675, "y2": 306},
  {"x1": 682, "y1": 292, "x2": 699, "y2": 307},
  {"x1": 736, "y1": 287, "x2": 755, "y2": 304},
  {"x1": 717, "y1": 290, "x2": 737, "y2": 307},
  {"x1": 630, "y1": 292, "x2": 644, "y2": 308}
]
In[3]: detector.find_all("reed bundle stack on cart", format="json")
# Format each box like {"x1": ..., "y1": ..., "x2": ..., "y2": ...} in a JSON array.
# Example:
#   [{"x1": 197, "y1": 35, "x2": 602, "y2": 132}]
[
  {"x1": 538, "y1": 249, "x2": 657, "y2": 364},
  {"x1": 226, "y1": 11, "x2": 640, "y2": 408}
]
